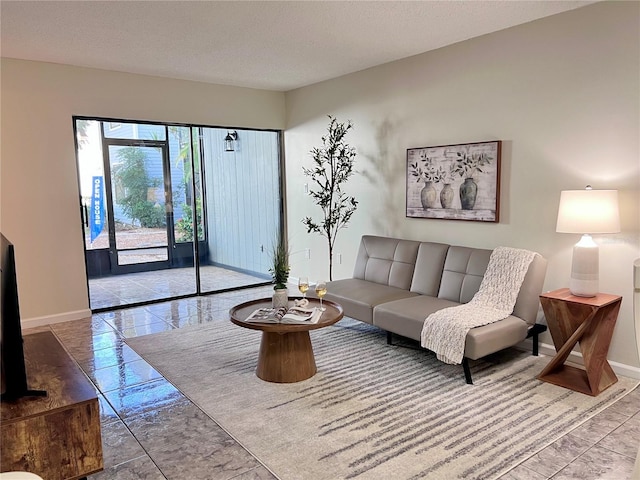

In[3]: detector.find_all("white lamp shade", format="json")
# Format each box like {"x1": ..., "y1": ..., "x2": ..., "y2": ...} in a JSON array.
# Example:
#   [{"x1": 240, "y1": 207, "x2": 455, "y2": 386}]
[
  {"x1": 556, "y1": 188, "x2": 620, "y2": 297},
  {"x1": 556, "y1": 189, "x2": 620, "y2": 234}
]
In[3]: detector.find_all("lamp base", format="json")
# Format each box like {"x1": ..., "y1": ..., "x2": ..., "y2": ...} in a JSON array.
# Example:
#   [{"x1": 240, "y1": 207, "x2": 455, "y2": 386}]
[
  {"x1": 570, "y1": 278, "x2": 598, "y2": 298},
  {"x1": 569, "y1": 234, "x2": 599, "y2": 297}
]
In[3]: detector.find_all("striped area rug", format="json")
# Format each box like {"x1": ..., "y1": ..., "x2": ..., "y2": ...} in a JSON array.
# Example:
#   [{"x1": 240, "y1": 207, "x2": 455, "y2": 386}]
[{"x1": 126, "y1": 318, "x2": 637, "y2": 480}]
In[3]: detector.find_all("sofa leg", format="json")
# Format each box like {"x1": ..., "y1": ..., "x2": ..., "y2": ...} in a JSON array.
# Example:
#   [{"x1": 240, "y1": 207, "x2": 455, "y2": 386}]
[
  {"x1": 462, "y1": 357, "x2": 473, "y2": 385},
  {"x1": 386, "y1": 331, "x2": 393, "y2": 345},
  {"x1": 527, "y1": 324, "x2": 547, "y2": 357}
]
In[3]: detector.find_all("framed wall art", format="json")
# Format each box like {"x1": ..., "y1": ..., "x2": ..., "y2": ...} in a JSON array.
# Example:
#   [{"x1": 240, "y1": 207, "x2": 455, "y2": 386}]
[{"x1": 406, "y1": 140, "x2": 501, "y2": 222}]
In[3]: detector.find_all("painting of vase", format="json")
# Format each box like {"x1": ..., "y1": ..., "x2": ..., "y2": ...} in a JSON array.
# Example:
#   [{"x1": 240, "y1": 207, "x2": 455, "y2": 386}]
[{"x1": 405, "y1": 140, "x2": 501, "y2": 222}]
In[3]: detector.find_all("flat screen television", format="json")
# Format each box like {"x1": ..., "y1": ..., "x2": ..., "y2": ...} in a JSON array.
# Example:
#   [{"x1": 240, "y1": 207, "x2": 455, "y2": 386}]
[{"x1": 1, "y1": 233, "x2": 46, "y2": 401}]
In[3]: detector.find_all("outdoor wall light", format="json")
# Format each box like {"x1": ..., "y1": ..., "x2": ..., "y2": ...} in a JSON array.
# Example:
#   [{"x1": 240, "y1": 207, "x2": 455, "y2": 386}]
[{"x1": 224, "y1": 131, "x2": 238, "y2": 152}]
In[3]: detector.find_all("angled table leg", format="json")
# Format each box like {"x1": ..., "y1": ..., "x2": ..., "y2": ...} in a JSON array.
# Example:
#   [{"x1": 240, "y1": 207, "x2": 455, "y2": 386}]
[{"x1": 537, "y1": 288, "x2": 622, "y2": 396}]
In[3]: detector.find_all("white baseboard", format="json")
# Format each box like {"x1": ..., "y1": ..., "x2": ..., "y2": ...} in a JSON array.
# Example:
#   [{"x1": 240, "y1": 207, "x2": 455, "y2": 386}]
[
  {"x1": 21, "y1": 309, "x2": 92, "y2": 329},
  {"x1": 537, "y1": 341, "x2": 640, "y2": 381}
]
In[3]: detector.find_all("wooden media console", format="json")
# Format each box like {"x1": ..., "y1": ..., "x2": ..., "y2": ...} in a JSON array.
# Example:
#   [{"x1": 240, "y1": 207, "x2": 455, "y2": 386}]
[{"x1": 1, "y1": 331, "x2": 103, "y2": 479}]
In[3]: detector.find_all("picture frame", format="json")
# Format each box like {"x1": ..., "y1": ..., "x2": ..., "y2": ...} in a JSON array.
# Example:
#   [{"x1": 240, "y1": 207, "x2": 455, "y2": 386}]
[{"x1": 406, "y1": 140, "x2": 501, "y2": 222}]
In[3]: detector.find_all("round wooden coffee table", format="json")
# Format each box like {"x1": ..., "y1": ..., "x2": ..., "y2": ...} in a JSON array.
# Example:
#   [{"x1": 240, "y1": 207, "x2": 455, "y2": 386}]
[{"x1": 229, "y1": 298, "x2": 343, "y2": 383}]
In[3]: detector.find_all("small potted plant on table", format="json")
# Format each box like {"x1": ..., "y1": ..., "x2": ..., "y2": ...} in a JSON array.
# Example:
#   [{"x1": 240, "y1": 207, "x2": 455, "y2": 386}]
[{"x1": 270, "y1": 233, "x2": 290, "y2": 308}]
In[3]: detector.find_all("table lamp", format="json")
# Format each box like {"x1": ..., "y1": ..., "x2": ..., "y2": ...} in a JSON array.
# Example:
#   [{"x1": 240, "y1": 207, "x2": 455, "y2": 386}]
[{"x1": 556, "y1": 186, "x2": 620, "y2": 297}]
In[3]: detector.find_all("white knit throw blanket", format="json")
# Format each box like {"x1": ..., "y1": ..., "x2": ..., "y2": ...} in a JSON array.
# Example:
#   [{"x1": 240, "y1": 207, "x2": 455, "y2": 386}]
[{"x1": 420, "y1": 246, "x2": 537, "y2": 365}]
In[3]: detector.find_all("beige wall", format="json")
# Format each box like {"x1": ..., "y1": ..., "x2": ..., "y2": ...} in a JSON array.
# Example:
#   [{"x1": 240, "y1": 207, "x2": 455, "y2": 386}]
[
  {"x1": 284, "y1": 2, "x2": 640, "y2": 369},
  {"x1": 1, "y1": 2, "x2": 638, "y2": 371},
  {"x1": 0, "y1": 59, "x2": 285, "y2": 322}
]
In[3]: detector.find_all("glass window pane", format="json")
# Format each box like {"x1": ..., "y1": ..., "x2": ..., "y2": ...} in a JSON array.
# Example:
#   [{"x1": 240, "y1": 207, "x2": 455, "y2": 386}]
[
  {"x1": 199, "y1": 128, "x2": 279, "y2": 292},
  {"x1": 76, "y1": 119, "x2": 108, "y2": 250},
  {"x1": 118, "y1": 248, "x2": 168, "y2": 265},
  {"x1": 108, "y1": 145, "x2": 168, "y2": 252},
  {"x1": 168, "y1": 126, "x2": 204, "y2": 243},
  {"x1": 103, "y1": 121, "x2": 166, "y2": 141},
  {"x1": 76, "y1": 116, "x2": 279, "y2": 311}
]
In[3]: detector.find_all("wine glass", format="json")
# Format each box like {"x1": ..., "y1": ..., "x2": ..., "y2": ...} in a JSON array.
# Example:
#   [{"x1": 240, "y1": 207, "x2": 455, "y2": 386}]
[
  {"x1": 315, "y1": 281, "x2": 327, "y2": 311},
  {"x1": 298, "y1": 277, "x2": 309, "y2": 299}
]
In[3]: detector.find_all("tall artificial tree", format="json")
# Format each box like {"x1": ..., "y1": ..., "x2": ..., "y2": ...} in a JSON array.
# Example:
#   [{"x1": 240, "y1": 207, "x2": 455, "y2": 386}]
[{"x1": 303, "y1": 116, "x2": 358, "y2": 281}]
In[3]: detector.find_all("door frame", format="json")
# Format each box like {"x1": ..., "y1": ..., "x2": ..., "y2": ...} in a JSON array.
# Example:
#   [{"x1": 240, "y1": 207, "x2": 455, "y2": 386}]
[
  {"x1": 101, "y1": 130, "x2": 175, "y2": 275},
  {"x1": 74, "y1": 116, "x2": 282, "y2": 312}
]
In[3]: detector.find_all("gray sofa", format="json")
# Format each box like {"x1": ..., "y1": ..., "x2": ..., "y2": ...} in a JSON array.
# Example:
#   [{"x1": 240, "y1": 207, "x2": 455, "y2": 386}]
[{"x1": 322, "y1": 235, "x2": 548, "y2": 383}]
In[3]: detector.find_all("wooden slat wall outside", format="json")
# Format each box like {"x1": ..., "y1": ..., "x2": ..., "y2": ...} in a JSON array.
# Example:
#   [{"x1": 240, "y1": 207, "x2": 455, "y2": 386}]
[{"x1": 203, "y1": 129, "x2": 280, "y2": 277}]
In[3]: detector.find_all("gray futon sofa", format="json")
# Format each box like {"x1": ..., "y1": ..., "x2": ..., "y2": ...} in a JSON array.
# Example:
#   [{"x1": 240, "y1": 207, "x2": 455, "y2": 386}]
[{"x1": 322, "y1": 235, "x2": 548, "y2": 383}]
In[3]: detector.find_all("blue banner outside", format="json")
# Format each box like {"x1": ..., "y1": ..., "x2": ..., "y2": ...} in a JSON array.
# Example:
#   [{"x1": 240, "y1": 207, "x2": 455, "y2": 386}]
[{"x1": 90, "y1": 176, "x2": 105, "y2": 243}]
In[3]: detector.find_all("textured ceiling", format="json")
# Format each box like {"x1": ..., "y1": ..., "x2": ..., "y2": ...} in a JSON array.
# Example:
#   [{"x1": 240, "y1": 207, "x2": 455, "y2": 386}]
[{"x1": 1, "y1": 1, "x2": 594, "y2": 91}]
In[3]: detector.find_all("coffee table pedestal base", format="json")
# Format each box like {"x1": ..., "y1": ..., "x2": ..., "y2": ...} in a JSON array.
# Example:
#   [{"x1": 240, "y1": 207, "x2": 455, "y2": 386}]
[{"x1": 257, "y1": 331, "x2": 317, "y2": 383}]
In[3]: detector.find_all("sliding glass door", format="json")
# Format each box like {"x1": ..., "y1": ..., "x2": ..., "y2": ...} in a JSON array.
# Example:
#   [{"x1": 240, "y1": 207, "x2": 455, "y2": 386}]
[
  {"x1": 75, "y1": 118, "x2": 281, "y2": 310},
  {"x1": 198, "y1": 127, "x2": 281, "y2": 294}
]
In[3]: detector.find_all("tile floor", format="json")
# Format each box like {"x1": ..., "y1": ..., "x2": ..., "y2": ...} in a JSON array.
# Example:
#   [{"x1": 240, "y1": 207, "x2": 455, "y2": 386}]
[
  {"x1": 88, "y1": 265, "x2": 268, "y2": 310},
  {"x1": 23, "y1": 286, "x2": 640, "y2": 480}
]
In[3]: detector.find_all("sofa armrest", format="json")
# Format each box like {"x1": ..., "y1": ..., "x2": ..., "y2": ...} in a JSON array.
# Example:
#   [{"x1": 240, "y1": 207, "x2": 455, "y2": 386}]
[{"x1": 513, "y1": 254, "x2": 548, "y2": 325}]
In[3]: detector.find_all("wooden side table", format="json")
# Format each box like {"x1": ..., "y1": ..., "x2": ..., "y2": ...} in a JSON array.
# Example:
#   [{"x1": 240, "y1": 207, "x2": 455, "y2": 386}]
[{"x1": 537, "y1": 288, "x2": 622, "y2": 396}]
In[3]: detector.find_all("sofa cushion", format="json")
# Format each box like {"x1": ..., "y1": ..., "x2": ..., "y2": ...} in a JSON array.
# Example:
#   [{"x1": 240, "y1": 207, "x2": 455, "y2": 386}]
[
  {"x1": 324, "y1": 278, "x2": 419, "y2": 324},
  {"x1": 409, "y1": 242, "x2": 450, "y2": 296},
  {"x1": 437, "y1": 246, "x2": 548, "y2": 326},
  {"x1": 464, "y1": 317, "x2": 529, "y2": 359},
  {"x1": 373, "y1": 295, "x2": 460, "y2": 339},
  {"x1": 353, "y1": 236, "x2": 421, "y2": 290},
  {"x1": 373, "y1": 295, "x2": 529, "y2": 359},
  {"x1": 438, "y1": 246, "x2": 492, "y2": 303}
]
